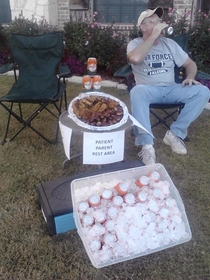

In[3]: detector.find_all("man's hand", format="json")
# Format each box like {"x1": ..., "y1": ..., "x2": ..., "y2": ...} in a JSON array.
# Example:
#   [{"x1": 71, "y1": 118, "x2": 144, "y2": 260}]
[
  {"x1": 182, "y1": 78, "x2": 201, "y2": 87},
  {"x1": 182, "y1": 58, "x2": 198, "y2": 86},
  {"x1": 151, "y1": 23, "x2": 169, "y2": 39}
]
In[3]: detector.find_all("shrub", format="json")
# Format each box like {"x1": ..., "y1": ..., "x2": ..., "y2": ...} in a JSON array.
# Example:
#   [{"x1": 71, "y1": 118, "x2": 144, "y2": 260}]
[
  {"x1": 163, "y1": 8, "x2": 210, "y2": 74},
  {"x1": 5, "y1": 16, "x2": 61, "y2": 35},
  {"x1": 164, "y1": 8, "x2": 190, "y2": 36},
  {"x1": 129, "y1": 23, "x2": 141, "y2": 39},
  {"x1": 188, "y1": 10, "x2": 210, "y2": 74},
  {"x1": 65, "y1": 55, "x2": 86, "y2": 76},
  {"x1": 197, "y1": 79, "x2": 210, "y2": 90},
  {"x1": 0, "y1": 24, "x2": 9, "y2": 65},
  {"x1": 64, "y1": 12, "x2": 127, "y2": 75},
  {"x1": 0, "y1": 24, "x2": 7, "y2": 50}
]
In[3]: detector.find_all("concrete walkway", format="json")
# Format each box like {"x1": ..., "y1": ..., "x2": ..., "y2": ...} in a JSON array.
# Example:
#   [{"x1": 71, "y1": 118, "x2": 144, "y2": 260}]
[
  {"x1": 3, "y1": 71, "x2": 210, "y2": 109},
  {"x1": 3, "y1": 70, "x2": 127, "y2": 90},
  {"x1": 66, "y1": 75, "x2": 127, "y2": 90}
]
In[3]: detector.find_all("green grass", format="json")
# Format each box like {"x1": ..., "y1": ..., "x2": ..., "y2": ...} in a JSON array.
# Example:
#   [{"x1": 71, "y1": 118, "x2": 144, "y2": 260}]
[{"x1": 1, "y1": 75, "x2": 210, "y2": 280}]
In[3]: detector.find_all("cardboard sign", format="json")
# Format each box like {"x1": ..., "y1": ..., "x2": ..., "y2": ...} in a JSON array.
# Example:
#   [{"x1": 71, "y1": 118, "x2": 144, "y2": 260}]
[{"x1": 83, "y1": 131, "x2": 125, "y2": 164}]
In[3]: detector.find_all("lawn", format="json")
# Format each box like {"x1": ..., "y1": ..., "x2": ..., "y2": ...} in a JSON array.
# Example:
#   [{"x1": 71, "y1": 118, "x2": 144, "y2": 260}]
[{"x1": 0, "y1": 75, "x2": 210, "y2": 280}]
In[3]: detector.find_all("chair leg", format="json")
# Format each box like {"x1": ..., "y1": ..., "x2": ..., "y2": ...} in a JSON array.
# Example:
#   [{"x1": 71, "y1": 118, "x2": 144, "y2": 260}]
[
  {"x1": 1, "y1": 102, "x2": 13, "y2": 144},
  {"x1": 1, "y1": 102, "x2": 61, "y2": 144},
  {"x1": 24, "y1": 103, "x2": 61, "y2": 144},
  {"x1": 150, "y1": 109, "x2": 171, "y2": 129},
  {"x1": 1, "y1": 102, "x2": 25, "y2": 144},
  {"x1": 64, "y1": 89, "x2": 67, "y2": 111},
  {"x1": 61, "y1": 78, "x2": 67, "y2": 111},
  {"x1": 150, "y1": 107, "x2": 182, "y2": 129}
]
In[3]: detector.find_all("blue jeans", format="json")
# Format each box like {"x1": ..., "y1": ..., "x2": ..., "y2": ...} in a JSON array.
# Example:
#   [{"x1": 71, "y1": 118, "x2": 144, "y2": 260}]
[{"x1": 130, "y1": 83, "x2": 210, "y2": 146}]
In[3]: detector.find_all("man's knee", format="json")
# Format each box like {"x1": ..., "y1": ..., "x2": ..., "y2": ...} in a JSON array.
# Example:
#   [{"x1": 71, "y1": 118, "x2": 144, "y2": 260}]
[
  {"x1": 195, "y1": 85, "x2": 210, "y2": 103},
  {"x1": 186, "y1": 85, "x2": 210, "y2": 102}
]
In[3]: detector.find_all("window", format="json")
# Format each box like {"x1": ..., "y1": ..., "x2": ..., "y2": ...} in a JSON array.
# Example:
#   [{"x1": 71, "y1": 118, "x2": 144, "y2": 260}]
[
  {"x1": 69, "y1": 0, "x2": 89, "y2": 10},
  {"x1": 201, "y1": 0, "x2": 210, "y2": 13},
  {"x1": 191, "y1": 0, "x2": 210, "y2": 24},
  {"x1": 148, "y1": 0, "x2": 173, "y2": 9},
  {"x1": 94, "y1": 0, "x2": 149, "y2": 24}
]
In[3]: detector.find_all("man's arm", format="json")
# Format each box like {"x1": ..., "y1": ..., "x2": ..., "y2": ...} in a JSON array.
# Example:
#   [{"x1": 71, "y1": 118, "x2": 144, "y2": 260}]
[
  {"x1": 127, "y1": 36, "x2": 156, "y2": 65},
  {"x1": 182, "y1": 57, "x2": 199, "y2": 87}
]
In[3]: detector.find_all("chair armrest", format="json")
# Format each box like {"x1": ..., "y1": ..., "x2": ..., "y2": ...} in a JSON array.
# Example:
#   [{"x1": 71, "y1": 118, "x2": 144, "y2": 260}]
[
  {"x1": 58, "y1": 63, "x2": 72, "y2": 78},
  {"x1": 114, "y1": 64, "x2": 132, "y2": 78},
  {"x1": 196, "y1": 70, "x2": 210, "y2": 80},
  {"x1": 0, "y1": 63, "x2": 15, "y2": 74},
  {"x1": 114, "y1": 64, "x2": 134, "y2": 92}
]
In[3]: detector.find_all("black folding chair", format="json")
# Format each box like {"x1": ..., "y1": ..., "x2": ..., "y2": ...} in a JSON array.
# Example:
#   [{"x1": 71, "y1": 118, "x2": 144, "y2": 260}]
[{"x1": 0, "y1": 32, "x2": 72, "y2": 144}]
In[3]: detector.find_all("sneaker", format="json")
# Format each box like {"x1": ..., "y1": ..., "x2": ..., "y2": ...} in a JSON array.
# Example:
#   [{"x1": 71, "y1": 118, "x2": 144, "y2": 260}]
[
  {"x1": 163, "y1": 130, "x2": 187, "y2": 154},
  {"x1": 138, "y1": 145, "x2": 156, "y2": 165}
]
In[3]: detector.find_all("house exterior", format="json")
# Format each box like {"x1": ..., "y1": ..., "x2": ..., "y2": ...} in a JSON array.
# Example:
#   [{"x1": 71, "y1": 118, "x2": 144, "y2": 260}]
[{"x1": 3, "y1": 0, "x2": 210, "y2": 28}]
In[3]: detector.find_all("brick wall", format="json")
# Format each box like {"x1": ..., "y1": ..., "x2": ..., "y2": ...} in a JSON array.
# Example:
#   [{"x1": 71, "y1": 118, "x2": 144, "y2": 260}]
[
  {"x1": 58, "y1": 0, "x2": 70, "y2": 27},
  {"x1": 173, "y1": 0, "x2": 192, "y2": 13},
  {"x1": 60, "y1": 0, "x2": 94, "y2": 26}
]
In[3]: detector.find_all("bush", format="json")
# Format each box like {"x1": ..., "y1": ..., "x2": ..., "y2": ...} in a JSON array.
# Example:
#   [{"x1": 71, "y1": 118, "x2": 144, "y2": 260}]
[
  {"x1": 65, "y1": 55, "x2": 86, "y2": 76},
  {"x1": 5, "y1": 16, "x2": 61, "y2": 35},
  {"x1": 0, "y1": 24, "x2": 7, "y2": 51},
  {"x1": 164, "y1": 8, "x2": 190, "y2": 36},
  {"x1": 163, "y1": 8, "x2": 210, "y2": 74},
  {"x1": 64, "y1": 12, "x2": 127, "y2": 75},
  {"x1": 188, "y1": 10, "x2": 210, "y2": 74},
  {"x1": 0, "y1": 24, "x2": 9, "y2": 64},
  {"x1": 129, "y1": 23, "x2": 141, "y2": 39}
]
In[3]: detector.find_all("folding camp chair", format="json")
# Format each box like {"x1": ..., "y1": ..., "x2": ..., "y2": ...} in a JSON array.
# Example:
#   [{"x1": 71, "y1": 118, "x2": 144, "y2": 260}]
[
  {"x1": 114, "y1": 34, "x2": 192, "y2": 130},
  {"x1": 0, "y1": 32, "x2": 72, "y2": 144}
]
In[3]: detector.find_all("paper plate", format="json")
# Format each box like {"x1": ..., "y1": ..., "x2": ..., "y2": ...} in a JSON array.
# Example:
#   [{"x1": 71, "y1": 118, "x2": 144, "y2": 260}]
[{"x1": 68, "y1": 91, "x2": 129, "y2": 131}]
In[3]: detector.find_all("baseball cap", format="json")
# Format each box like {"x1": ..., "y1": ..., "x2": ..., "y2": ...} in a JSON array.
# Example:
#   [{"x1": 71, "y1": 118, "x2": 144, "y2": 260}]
[{"x1": 137, "y1": 7, "x2": 164, "y2": 26}]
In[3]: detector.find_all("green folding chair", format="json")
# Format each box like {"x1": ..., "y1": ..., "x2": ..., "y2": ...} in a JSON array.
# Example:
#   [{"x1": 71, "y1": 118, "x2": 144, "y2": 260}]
[{"x1": 0, "y1": 32, "x2": 72, "y2": 144}]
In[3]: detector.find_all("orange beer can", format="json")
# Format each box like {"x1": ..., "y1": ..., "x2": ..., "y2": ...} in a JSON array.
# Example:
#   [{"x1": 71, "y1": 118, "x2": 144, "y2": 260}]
[
  {"x1": 87, "y1": 57, "x2": 97, "y2": 72},
  {"x1": 82, "y1": 75, "x2": 92, "y2": 90},
  {"x1": 93, "y1": 75, "x2": 102, "y2": 90}
]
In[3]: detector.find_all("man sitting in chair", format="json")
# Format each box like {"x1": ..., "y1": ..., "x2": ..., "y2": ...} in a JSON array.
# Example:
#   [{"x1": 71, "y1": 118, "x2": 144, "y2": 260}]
[{"x1": 127, "y1": 6, "x2": 210, "y2": 165}]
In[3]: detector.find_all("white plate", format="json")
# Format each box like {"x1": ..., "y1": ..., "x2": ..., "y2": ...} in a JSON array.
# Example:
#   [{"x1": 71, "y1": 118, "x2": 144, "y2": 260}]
[{"x1": 68, "y1": 91, "x2": 129, "y2": 131}]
